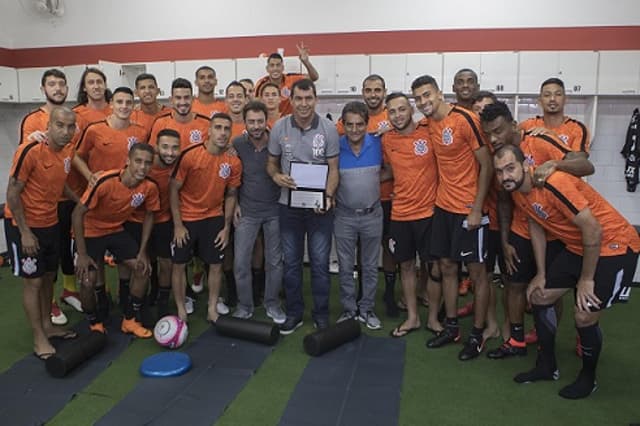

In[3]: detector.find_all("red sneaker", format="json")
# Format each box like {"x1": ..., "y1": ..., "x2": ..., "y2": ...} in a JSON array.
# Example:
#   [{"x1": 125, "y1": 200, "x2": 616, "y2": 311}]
[
  {"x1": 50, "y1": 301, "x2": 68, "y2": 325},
  {"x1": 524, "y1": 327, "x2": 538, "y2": 345},
  {"x1": 457, "y1": 301, "x2": 474, "y2": 317},
  {"x1": 458, "y1": 278, "x2": 473, "y2": 296}
]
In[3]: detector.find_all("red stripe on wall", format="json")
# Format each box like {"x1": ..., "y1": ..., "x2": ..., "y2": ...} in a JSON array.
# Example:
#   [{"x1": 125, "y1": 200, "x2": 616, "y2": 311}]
[
  {"x1": 0, "y1": 48, "x2": 13, "y2": 66},
  {"x1": 3, "y1": 26, "x2": 640, "y2": 68}
]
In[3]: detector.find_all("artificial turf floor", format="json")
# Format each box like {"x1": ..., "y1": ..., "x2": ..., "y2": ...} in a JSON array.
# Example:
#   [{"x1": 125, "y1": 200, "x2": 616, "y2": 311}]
[{"x1": 0, "y1": 266, "x2": 639, "y2": 425}]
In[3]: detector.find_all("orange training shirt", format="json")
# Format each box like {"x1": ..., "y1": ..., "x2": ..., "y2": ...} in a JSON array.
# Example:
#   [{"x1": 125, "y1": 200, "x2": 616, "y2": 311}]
[
  {"x1": 171, "y1": 143, "x2": 242, "y2": 221},
  {"x1": 519, "y1": 116, "x2": 590, "y2": 153},
  {"x1": 512, "y1": 171, "x2": 640, "y2": 256},
  {"x1": 381, "y1": 121, "x2": 437, "y2": 221},
  {"x1": 427, "y1": 105, "x2": 488, "y2": 215},
  {"x1": 76, "y1": 120, "x2": 148, "y2": 173},
  {"x1": 8, "y1": 141, "x2": 74, "y2": 228},
  {"x1": 149, "y1": 111, "x2": 210, "y2": 150},
  {"x1": 80, "y1": 170, "x2": 160, "y2": 238}
]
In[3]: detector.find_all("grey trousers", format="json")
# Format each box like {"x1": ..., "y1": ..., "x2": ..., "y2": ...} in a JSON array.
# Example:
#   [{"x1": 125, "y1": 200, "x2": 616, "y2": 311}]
[
  {"x1": 334, "y1": 207, "x2": 382, "y2": 313},
  {"x1": 233, "y1": 215, "x2": 283, "y2": 312}
]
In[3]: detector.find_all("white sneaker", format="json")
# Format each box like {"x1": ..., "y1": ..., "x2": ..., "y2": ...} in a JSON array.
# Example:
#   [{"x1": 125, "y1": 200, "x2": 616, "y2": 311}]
[
  {"x1": 185, "y1": 296, "x2": 195, "y2": 315},
  {"x1": 50, "y1": 302, "x2": 68, "y2": 325},
  {"x1": 357, "y1": 311, "x2": 382, "y2": 330},
  {"x1": 232, "y1": 307, "x2": 253, "y2": 320},
  {"x1": 216, "y1": 298, "x2": 230, "y2": 315},
  {"x1": 266, "y1": 306, "x2": 286, "y2": 324}
]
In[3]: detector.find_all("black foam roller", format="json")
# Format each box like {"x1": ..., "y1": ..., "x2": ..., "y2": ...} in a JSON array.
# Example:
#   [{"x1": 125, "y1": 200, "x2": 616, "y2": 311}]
[
  {"x1": 45, "y1": 331, "x2": 107, "y2": 378},
  {"x1": 303, "y1": 319, "x2": 361, "y2": 356},
  {"x1": 215, "y1": 316, "x2": 279, "y2": 345}
]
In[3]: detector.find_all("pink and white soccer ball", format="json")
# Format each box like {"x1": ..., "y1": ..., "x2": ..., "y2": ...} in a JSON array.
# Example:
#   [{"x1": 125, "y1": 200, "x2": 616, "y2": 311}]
[{"x1": 153, "y1": 315, "x2": 188, "y2": 349}]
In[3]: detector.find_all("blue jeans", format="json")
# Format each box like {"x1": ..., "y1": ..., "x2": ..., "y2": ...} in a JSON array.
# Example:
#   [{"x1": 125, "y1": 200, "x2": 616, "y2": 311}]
[{"x1": 279, "y1": 204, "x2": 334, "y2": 321}]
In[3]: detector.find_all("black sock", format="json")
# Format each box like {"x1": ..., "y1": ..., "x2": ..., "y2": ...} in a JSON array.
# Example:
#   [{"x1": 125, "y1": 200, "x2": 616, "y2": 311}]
[
  {"x1": 148, "y1": 263, "x2": 159, "y2": 305},
  {"x1": 225, "y1": 270, "x2": 237, "y2": 306},
  {"x1": 511, "y1": 323, "x2": 525, "y2": 342},
  {"x1": 532, "y1": 304, "x2": 557, "y2": 370},
  {"x1": 126, "y1": 295, "x2": 144, "y2": 321},
  {"x1": 86, "y1": 310, "x2": 98, "y2": 325},
  {"x1": 384, "y1": 271, "x2": 396, "y2": 296},
  {"x1": 445, "y1": 317, "x2": 459, "y2": 329},
  {"x1": 471, "y1": 326, "x2": 484, "y2": 338},
  {"x1": 95, "y1": 286, "x2": 109, "y2": 322},
  {"x1": 119, "y1": 279, "x2": 130, "y2": 310},
  {"x1": 577, "y1": 323, "x2": 602, "y2": 381},
  {"x1": 157, "y1": 287, "x2": 171, "y2": 317}
]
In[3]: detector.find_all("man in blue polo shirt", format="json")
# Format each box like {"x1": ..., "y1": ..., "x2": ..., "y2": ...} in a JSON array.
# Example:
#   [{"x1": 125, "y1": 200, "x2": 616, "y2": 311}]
[{"x1": 334, "y1": 101, "x2": 383, "y2": 330}]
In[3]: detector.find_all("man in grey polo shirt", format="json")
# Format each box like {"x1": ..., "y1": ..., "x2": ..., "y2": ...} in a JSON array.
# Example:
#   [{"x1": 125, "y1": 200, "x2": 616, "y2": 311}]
[
  {"x1": 335, "y1": 101, "x2": 383, "y2": 330},
  {"x1": 232, "y1": 101, "x2": 286, "y2": 324},
  {"x1": 267, "y1": 79, "x2": 340, "y2": 334}
]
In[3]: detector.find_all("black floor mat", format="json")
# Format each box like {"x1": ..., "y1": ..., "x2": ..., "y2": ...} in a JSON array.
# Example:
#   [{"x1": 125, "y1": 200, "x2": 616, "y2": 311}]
[
  {"x1": 0, "y1": 319, "x2": 133, "y2": 426},
  {"x1": 279, "y1": 335, "x2": 405, "y2": 426},
  {"x1": 96, "y1": 327, "x2": 274, "y2": 426}
]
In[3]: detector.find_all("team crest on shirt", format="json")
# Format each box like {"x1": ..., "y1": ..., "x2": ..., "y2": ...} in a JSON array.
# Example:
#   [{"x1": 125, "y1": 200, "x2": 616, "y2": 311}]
[
  {"x1": 559, "y1": 134, "x2": 569, "y2": 145},
  {"x1": 219, "y1": 163, "x2": 231, "y2": 179},
  {"x1": 525, "y1": 154, "x2": 535, "y2": 166},
  {"x1": 63, "y1": 157, "x2": 71, "y2": 174},
  {"x1": 130, "y1": 192, "x2": 145, "y2": 208},
  {"x1": 312, "y1": 134, "x2": 326, "y2": 158},
  {"x1": 127, "y1": 136, "x2": 139, "y2": 151},
  {"x1": 442, "y1": 127, "x2": 454, "y2": 146},
  {"x1": 190, "y1": 129, "x2": 203, "y2": 143},
  {"x1": 532, "y1": 203, "x2": 549, "y2": 220},
  {"x1": 281, "y1": 87, "x2": 290, "y2": 97},
  {"x1": 413, "y1": 139, "x2": 428, "y2": 156},
  {"x1": 609, "y1": 243, "x2": 620, "y2": 250},
  {"x1": 22, "y1": 257, "x2": 37, "y2": 275},
  {"x1": 378, "y1": 120, "x2": 390, "y2": 130}
]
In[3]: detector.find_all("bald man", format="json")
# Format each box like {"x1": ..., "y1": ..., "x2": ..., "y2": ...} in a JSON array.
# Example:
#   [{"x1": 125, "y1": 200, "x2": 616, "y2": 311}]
[{"x1": 5, "y1": 107, "x2": 79, "y2": 359}]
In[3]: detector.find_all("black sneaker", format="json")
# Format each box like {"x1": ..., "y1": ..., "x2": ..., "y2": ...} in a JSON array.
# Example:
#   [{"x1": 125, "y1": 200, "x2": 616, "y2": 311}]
[
  {"x1": 279, "y1": 316, "x2": 303, "y2": 335},
  {"x1": 313, "y1": 317, "x2": 329, "y2": 330},
  {"x1": 558, "y1": 371, "x2": 598, "y2": 399},
  {"x1": 487, "y1": 339, "x2": 527, "y2": 359},
  {"x1": 426, "y1": 327, "x2": 461, "y2": 348},
  {"x1": 458, "y1": 334, "x2": 484, "y2": 361},
  {"x1": 514, "y1": 365, "x2": 560, "y2": 384}
]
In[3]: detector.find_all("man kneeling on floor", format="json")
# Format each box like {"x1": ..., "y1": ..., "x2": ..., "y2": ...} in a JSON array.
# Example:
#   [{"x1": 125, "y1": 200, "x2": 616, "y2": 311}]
[
  {"x1": 72, "y1": 143, "x2": 160, "y2": 337},
  {"x1": 494, "y1": 144, "x2": 639, "y2": 399}
]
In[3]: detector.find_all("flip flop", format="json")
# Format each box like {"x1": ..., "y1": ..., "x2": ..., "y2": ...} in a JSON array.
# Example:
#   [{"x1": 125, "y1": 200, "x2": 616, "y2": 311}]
[
  {"x1": 33, "y1": 351, "x2": 55, "y2": 361},
  {"x1": 389, "y1": 323, "x2": 420, "y2": 338},
  {"x1": 49, "y1": 330, "x2": 78, "y2": 340}
]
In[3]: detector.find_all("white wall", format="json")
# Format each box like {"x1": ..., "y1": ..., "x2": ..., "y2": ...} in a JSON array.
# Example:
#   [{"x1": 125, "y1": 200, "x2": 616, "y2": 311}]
[
  {"x1": 591, "y1": 98, "x2": 640, "y2": 225},
  {"x1": 1, "y1": 0, "x2": 639, "y2": 48}
]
